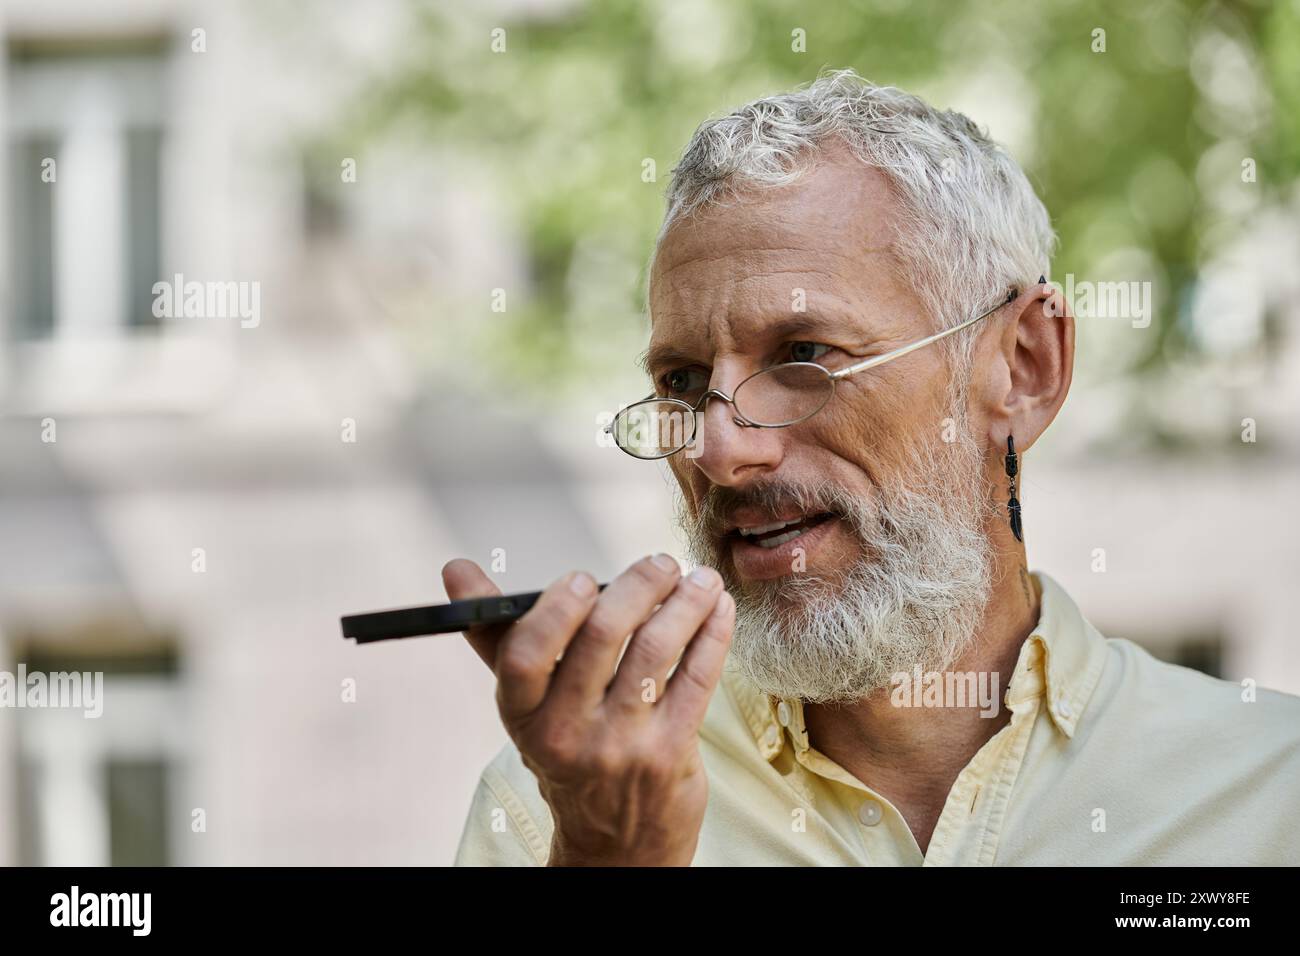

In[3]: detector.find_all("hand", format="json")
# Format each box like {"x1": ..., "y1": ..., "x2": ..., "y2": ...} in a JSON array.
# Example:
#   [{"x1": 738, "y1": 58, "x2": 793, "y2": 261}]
[{"x1": 442, "y1": 554, "x2": 735, "y2": 866}]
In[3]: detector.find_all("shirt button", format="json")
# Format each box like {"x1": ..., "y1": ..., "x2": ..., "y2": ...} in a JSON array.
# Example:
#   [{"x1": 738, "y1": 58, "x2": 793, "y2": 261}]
[
  {"x1": 858, "y1": 799, "x2": 883, "y2": 826},
  {"x1": 763, "y1": 725, "x2": 780, "y2": 748},
  {"x1": 776, "y1": 702, "x2": 792, "y2": 727},
  {"x1": 1057, "y1": 698, "x2": 1072, "y2": 718}
]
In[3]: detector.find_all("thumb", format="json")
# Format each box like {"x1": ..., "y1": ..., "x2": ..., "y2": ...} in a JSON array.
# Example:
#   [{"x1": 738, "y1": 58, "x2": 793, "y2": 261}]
[{"x1": 441, "y1": 558, "x2": 506, "y2": 668}]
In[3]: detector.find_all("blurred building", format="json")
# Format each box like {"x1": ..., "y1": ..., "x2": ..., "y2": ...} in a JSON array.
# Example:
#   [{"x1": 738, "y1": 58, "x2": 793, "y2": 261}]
[
  {"x1": 0, "y1": 0, "x2": 1297, "y2": 867},
  {"x1": 0, "y1": 0, "x2": 524, "y2": 866}
]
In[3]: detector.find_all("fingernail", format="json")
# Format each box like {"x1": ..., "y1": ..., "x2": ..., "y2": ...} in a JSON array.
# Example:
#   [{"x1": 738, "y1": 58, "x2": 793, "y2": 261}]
[
  {"x1": 569, "y1": 572, "x2": 596, "y2": 597},
  {"x1": 713, "y1": 591, "x2": 734, "y2": 616},
  {"x1": 688, "y1": 566, "x2": 719, "y2": 589},
  {"x1": 651, "y1": 553, "x2": 679, "y2": 574}
]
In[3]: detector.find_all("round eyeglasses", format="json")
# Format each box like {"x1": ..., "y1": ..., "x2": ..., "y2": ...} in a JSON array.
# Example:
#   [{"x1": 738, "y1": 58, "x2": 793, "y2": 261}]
[
  {"x1": 607, "y1": 288, "x2": 1016, "y2": 460},
  {"x1": 608, "y1": 362, "x2": 833, "y2": 459}
]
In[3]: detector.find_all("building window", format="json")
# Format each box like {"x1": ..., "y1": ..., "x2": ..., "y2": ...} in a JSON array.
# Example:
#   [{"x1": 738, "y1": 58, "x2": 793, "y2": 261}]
[
  {"x1": 5, "y1": 39, "x2": 167, "y2": 340},
  {"x1": 13, "y1": 643, "x2": 183, "y2": 866}
]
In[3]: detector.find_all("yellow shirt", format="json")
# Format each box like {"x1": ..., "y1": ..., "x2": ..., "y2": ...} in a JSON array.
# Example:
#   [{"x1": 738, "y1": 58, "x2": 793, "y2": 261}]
[{"x1": 453, "y1": 571, "x2": 1300, "y2": 865}]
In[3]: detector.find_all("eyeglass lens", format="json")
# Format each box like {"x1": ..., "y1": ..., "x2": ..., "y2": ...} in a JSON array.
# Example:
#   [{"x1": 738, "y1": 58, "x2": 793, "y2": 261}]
[{"x1": 613, "y1": 363, "x2": 834, "y2": 458}]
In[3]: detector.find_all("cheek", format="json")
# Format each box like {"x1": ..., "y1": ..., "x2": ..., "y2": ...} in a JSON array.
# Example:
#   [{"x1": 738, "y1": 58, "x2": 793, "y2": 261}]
[
  {"x1": 810, "y1": 382, "x2": 902, "y2": 451},
  {"x1": 667, "y1": 458, "x2": 701, "y2": 507},
  {"x1": 805, "y1": 371, "x2": 946, "y2": 466}
]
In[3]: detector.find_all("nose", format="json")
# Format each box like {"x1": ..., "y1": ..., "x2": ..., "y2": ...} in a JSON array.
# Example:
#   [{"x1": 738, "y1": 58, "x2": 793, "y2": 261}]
[{"x1": 687, "y1": 381, "x2": 784, "y2": 486}]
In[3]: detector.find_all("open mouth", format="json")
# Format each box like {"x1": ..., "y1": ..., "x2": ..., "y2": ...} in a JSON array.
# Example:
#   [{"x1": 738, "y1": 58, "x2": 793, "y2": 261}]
[{"x1": 728, "y1": 512, "x2": 836, "y2": 549}]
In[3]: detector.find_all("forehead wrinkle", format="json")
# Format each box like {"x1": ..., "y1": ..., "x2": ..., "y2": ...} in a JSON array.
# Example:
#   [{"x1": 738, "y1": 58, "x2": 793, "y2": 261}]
[
  {"x1": 653, "y1": 239, "x2": 895, "y2": 287},
  {"x1": 655, "y1": 267, "x2": 906, "y2": 341},
  {"x1": 652, "y1": 258, "x2": 884, "y2": 329},
  {"x1": 731, "y1": 309, "x2": 865, "y2": 344},
  {"x1": 650, "y1": 247, "x2": 901, "y2": 343},
  {"x1": 649, "y1": 193, "x2": 912, "y2": 349}
]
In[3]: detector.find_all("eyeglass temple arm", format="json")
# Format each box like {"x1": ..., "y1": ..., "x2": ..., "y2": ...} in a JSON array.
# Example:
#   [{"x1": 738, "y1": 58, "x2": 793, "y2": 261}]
[{"x1": 830, "y1": 289, "x2": 1017, "y2": 381}]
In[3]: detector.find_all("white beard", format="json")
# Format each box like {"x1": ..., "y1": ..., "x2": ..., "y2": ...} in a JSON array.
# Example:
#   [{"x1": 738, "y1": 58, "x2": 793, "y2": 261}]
[{"x1": 676, "y1": 427, "x2": 997, "y2": 704}]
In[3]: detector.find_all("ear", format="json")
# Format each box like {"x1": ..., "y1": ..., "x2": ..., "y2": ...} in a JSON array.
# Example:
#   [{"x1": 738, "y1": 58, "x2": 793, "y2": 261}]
[{"x1": 975, "y1": 278, "x2": 1075, "y2": 454}]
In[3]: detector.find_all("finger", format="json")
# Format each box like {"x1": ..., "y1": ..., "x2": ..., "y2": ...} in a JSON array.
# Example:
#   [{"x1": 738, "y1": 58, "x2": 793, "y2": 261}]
[
  {"x1": 493, "y1": 570, "x2": 600, "y2": 720},
  {"x1": 441, "y1": 559, "x2": 505, "y2": 668},
  {"x1": 547, "y1": 554, "x2": 682, "y2": 709},
  {"x1": 608, "y1": 566, "x2": 724, "y2": 713},
  {"x1": 661, "y1": 589, "x2": 735, "y2": 731}
]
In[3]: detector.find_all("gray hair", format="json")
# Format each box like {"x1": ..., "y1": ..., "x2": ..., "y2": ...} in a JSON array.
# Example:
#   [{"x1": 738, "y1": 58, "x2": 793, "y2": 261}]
[{"x1": 657, "y1": 69, "x2": 1057, "y2": 373}]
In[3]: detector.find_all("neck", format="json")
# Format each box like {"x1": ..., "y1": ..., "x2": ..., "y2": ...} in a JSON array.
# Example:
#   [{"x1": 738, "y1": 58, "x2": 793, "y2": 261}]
[{"x1": 802, "y1": 541, "x2": 1040, "y2": 855}]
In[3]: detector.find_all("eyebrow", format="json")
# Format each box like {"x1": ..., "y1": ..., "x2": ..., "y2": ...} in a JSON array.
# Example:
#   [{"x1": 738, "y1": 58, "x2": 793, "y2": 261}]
[
  {"x1": 640, "y1": 311, "x2": 871, "y2": 376},
  {"x1": 638, "y1": 345, "x2": 695, "y2": 377}
]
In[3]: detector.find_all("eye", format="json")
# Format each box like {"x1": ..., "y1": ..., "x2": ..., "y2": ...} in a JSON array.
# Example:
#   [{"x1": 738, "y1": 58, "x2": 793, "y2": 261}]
[
  {"x1": 660, "y1": 366, "x2": 709, "y2": 397},
  {"x1": 786, "y1": 341, "x2": 832, "y2": 364}
]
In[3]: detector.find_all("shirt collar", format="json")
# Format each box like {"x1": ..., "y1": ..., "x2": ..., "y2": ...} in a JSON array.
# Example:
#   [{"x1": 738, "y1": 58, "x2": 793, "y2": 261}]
[
  {"x1": 1004, "y1": 570, "x2": 1107, "y2": 737},
  {"x1": 727, "y1": 570, "x2": 1109, "y2": 761}
]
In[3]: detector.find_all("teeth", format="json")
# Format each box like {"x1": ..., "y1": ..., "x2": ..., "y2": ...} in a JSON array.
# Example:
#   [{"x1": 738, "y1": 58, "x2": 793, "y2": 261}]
[
  {"x1": 756, "y1": 528, "x2": 806, "y2": 549},
  {"x1": 739, "y1": 518, "x2": 798, "y2": 537}
]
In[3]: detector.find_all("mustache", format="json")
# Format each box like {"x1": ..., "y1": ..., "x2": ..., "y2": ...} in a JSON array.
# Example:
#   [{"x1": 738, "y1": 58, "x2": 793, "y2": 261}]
[{"x1": 686, "y1": 478, "x2": 865, "y2": 538}]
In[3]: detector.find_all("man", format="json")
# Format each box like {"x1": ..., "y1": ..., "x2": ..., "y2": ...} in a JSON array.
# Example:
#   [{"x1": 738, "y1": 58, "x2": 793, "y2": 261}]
[{"x1": 445, "y1": 71, "x2": 1300, "y2": 865}]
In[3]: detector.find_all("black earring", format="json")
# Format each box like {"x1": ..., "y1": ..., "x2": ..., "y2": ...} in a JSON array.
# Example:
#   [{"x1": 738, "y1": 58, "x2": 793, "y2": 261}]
[{"x1": 1004, "y1": 436, "x2": 1023, "y2": 542}]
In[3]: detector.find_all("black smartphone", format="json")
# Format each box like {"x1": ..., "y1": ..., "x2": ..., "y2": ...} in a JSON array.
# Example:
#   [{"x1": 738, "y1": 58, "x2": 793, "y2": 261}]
[{"x1": 341, "y1": 585, "x2": 607, "y2": 644}]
